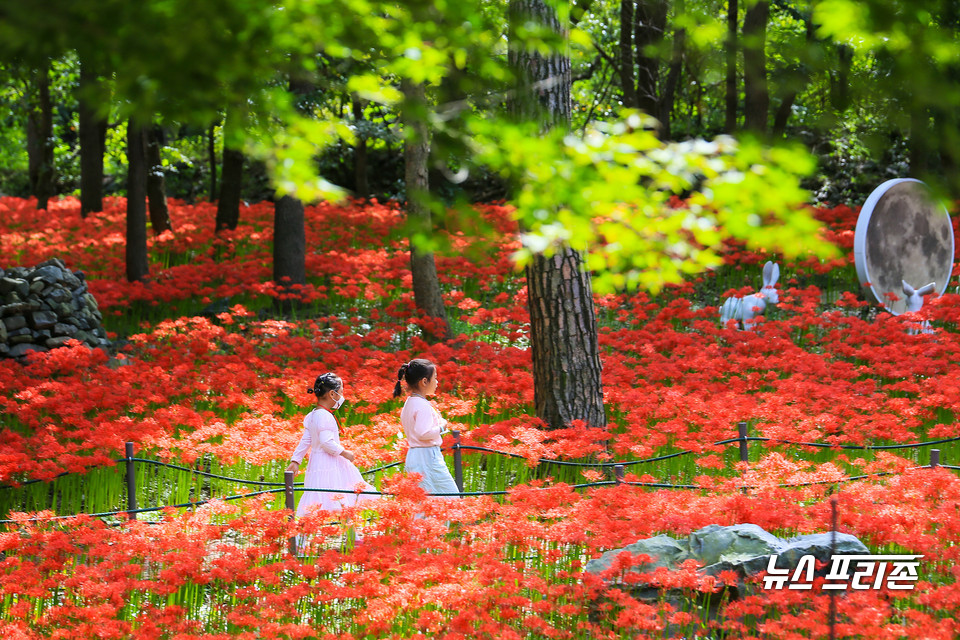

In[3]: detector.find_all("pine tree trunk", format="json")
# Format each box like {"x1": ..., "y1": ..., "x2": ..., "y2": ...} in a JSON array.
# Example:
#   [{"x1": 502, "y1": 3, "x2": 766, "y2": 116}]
[
  {"x1": 216, "y1": 147, "x2": 244, "y2": 232},
  {"x1": 402, "y1": 80, "x2": 453, "y2": 342},
  {"x1": 724, "y1": 0, "x2": 739, "y2": 132},
  {"x1": 273, "y1": 195, "x2": 306, "y2": 312},
  {"x1": 78, "y1": 62, "x2": 105, "y2": 217},
  {"x1": 742, "y1": 0, "x2": 769, "y2": 134},
  {"x1": 146, "y1": 125, "x2": 171, "y2": 234},
  {"x1": 509, "y1": 0, "x2": 607, "y2": 430},
  {"x1": 618, "y1": 0, "x2": 638, "y2": 109},
  {"x1": 26, "y1": 62, "x2": 55, "y2": 210},
  {"x1": 126, "y1": 120, "x2": 150, "y2": 282}
]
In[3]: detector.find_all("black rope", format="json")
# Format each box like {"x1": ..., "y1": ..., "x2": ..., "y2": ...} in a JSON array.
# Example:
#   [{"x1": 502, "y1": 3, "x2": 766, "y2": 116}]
[{"x1": 2, "y1": 466, "x2": 950, "y2": 524}]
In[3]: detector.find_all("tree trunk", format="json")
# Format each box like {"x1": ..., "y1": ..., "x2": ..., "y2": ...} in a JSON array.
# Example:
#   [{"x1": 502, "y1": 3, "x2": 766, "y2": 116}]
[
  {"x1": 146, "y1": 125, "x2": 172, "y2": 234},
  {"x1": 618, "y1": 0, "x2": 638, "y2": 109},
  {"x1": 216, "y1": 147, "x2": 244, "y2": 232},
  {"x1": 634, "y1": 0, "x2": 668, "y2": 120},
  {"x1": 509, "y1": 0, "x2": 607, "y2": 430},
  {"x1": 78, "y1": 61, "x2": 106, "y2": 217},
  {"x1": 402, "y1": 80, "x2": 453, "y2": 342},
  {"x1": 724, "y1": 0, "x2": 738, "y2": 132},
  {"x1": 659, "y1": 25, "x2": 686, "y2": 139},
  {"x1": 208, "y1": 123, "x2": 218, "y2": 201},
  {"x1": 126, "y1": 120, "x2": 150, "y2": 282},
  {"x1": 273, "y1": 195, "x2": 306, "y2": 311},
  {"x1": 352, "y1": 96, "x2": 369, "y2": 199},
  {"x1": 26, "y1": 62, "x2": 55, "y2": 210},
  {"x1": 831, "y1": 44, "x2": 852, "y2": 113},
  {"x1": 742, "y1": 0, "x2": 769, "y2": 134}
]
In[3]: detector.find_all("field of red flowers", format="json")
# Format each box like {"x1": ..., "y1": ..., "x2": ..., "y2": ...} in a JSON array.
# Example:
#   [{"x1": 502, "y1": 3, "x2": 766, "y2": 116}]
[{"x1": 2, "y1": 195, "x2": 960, "y2": 638}]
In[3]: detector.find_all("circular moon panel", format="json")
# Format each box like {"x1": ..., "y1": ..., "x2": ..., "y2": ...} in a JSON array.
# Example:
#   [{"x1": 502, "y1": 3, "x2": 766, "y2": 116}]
[{"x1": 854, "y1": 179, "x2": 954, "y2": 315}]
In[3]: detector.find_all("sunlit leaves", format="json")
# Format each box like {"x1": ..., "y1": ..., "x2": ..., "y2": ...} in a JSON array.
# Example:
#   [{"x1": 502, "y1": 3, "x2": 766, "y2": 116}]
[{"x1": 472, "y1": 112, "x2": 837, "y2": 293}]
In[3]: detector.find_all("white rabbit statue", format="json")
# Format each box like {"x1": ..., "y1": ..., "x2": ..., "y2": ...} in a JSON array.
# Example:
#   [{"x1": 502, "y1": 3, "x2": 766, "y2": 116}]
[
  {"x1": 720, "y1": 261, "x2": 780, "y2": 331},
  {"x1": 902, "y1": 280, "x2": 936, "y2": 335}
]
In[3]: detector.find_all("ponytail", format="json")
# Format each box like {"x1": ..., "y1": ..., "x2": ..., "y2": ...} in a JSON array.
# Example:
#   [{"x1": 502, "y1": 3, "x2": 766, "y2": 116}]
[
  {"x1": 392, "y1": 364, "x2": 409, "y2": 398},
  {"x1": 393, "y1": 359, "x2": 436, "y2": 397}
]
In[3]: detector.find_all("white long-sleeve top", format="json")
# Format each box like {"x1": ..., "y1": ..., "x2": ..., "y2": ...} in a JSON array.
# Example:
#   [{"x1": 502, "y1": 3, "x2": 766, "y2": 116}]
[
  {"x1": 400, "y1": 395, "x2": 447, "y2": 447},
  {"x1": 290, "y1": 408, "x2": 344, "y2": 465}
]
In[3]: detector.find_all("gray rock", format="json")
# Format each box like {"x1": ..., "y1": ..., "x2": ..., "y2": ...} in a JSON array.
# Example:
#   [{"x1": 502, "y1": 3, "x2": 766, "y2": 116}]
[
  {"x1": 689, "y1": 523, "x2": 783, "y2": 567},
  {"x1": 61, "y1": 271, "x2": 80, "y2": 289},
  {"x1": 29, "y1": 279, "x2": 44, "y2": 294},
  {"x1": 45, "y1": 336, "x2": 74, "y2": 348},
  {"x1": 3, "y1": 315, "x2": 27, "y2": 332},
  {"x1": 776, "y1": 533, "x2": 869, "y2": 569},
  {"x1": 586, "y1": 534, "x2": 690, "y2": 575},
  {"x1": 0, "y1": 277, "x2": 29, "y2": 298},
  {"x1": 31, "y1": 265, "x2": 65, "y2": 284},
  {"x1": 10, "y1": 334, "x2": 39, "y2": 345},
  {"x1": 0, "y1": 343, "x2": 8, "y2": 356},
  {"x1": 28, "y1": 310, "x2": 58, "y2": 330},
  {"x1": 0, "y1": 321, "x2": 6, "y2": 342},
  {"x1": 9, "y1": 343, "x2": 48, "y2": 357},
  {"x1": 53, "y1": 323, "x2": 78, "y2": 336},
  {"x1": 36, "y1": 257, "x2": 67, "y2": 271}
]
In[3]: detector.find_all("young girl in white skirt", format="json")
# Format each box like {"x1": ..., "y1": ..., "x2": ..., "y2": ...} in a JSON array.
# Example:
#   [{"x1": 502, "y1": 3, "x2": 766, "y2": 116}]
[
  {"x1": 394, "y1": 359, "x2": 460, "y2": 498},
  {"x1": 286, "y1": 373, "x2": 375, "y2": 517}
]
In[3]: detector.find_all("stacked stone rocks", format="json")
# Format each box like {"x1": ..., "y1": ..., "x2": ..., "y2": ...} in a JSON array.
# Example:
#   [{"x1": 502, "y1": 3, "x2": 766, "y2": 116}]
[{"x1": 0, "y1": 258, "x2": 109, "y2": 358}]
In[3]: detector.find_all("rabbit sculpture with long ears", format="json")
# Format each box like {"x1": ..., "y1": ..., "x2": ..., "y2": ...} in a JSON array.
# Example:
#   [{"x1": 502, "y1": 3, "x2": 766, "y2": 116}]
[
  {"x1": 720, "y1": 261, "x2": 780, "y2": 331},
  {"x1": 902, "y1": 280, "x2": 936, "y2": 335}
]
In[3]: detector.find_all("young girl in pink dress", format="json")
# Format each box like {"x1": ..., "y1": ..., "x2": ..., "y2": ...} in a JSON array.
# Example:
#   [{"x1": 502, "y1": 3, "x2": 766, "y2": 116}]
[
  {"x1": 286, "y1": 372, "x2": 375, "y2": 516},
  {"x1": 394, "y1": 359, "x2": 460, "y2": 498}
]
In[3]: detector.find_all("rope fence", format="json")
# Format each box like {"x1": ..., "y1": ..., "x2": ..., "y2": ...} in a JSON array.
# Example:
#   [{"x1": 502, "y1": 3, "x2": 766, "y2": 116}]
[{"x1": 1, "y1": 423, "x2": 956, "y2": 529}]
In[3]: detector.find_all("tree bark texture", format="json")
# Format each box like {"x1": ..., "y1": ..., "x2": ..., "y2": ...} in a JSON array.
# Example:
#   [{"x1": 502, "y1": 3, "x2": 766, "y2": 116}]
[
  {"x1": 146, "y1": 125, "x2": 172, "y2": 234},
  {"x1": 126, "y1": 120, "x2": 150, "y2": 282},
  {"x1": 618, "y1": 0, "x2": 638, "y2": 109},
  {"x1": 509, "y1": 0, "x2": 572, "y2": 126},
  {"x1": 724, "y1": 0, "x2": 738, "y2": 132},
  {"x1": 78, "y1": 62, "x2": 106, "y2": 217},
  {"x1": 510, "y1": 0, "x2": 607, "y2": 430},
  {"x1": 634, "y1": 0, "x2": 668, "y2": 119},
  {"x1": 742, "y1": 0, "x2": 769, "y2": 134},
  {"x1": 26, "y1": 62, "x2": 55, "y2": 210},
  {"x1": 216, "y1": 147, "x2": 244, "y2": 232},
  {"x1": 402, "y1": 80, "x2": 453, "y2": 342},
  {"x1": 273, "y1": 195, "x2": 306, "y2": 309},
  {"x1": 525, "y1": 251, "x2": 607, "y2": 430}
]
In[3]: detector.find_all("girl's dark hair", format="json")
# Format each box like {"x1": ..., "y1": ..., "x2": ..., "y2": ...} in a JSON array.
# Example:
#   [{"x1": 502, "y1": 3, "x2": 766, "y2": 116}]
[
  {"x1": 307, "y1": 372, "x2": 342, "y2": 398},
  {"x1": 393, "y1": 358, "x2": 436, "y2": 398}
]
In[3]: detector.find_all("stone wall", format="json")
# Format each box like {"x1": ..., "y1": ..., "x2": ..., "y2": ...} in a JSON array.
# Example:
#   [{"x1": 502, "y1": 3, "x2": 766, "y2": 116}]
[{"x1": 0, "y1": 258, "x2": 109, "y2": 358}]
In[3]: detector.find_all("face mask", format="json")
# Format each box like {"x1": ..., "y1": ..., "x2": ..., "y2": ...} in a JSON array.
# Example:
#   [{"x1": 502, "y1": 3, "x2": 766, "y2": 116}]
[{"x1": 332, "y1": 392, "x2": 345, "y2": 410}]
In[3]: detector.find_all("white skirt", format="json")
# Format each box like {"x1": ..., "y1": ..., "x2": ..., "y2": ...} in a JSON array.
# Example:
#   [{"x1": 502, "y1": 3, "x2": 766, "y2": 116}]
[{"x1": 405, "y1": 447, "x2": 460, "y2": 498}]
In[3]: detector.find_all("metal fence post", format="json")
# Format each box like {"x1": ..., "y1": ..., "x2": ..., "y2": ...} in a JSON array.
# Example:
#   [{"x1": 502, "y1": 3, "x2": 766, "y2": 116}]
[
  {"x1": 930, "y1": 449, "x2": 941, "y2": 468},
  {"x1": 738, "y1": 422, "x2": 749, "y2": 463},
  {"x1": 125, "y1": 442, "x2": 137, "y2": 521},
  {"x1": 285, "y1": 471, "x2": 297, "y2": 556},
  {"x1": 614, "y1": 464, "x2": 624, "y2": 485},
  {"x1": 452, "y1": 430, "x2": 464, "y2": 494}
]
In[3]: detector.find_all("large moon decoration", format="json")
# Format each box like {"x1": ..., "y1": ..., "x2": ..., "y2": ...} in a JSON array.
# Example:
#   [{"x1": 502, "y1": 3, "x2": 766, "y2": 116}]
[{"x1": 854, "y1": 179, "x2": 954, "y2": 315}]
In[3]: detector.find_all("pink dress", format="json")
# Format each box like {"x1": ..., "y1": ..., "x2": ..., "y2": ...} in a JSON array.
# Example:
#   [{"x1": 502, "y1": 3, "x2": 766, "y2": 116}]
[{"x1": 290, "y1": 407, "x2": 375, "y2": 516}]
